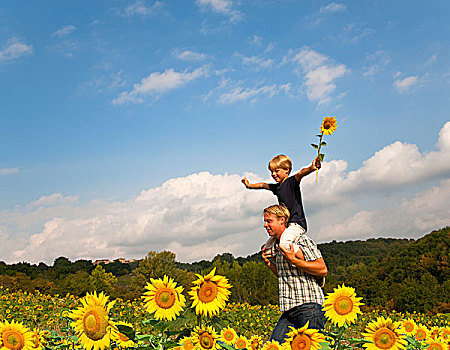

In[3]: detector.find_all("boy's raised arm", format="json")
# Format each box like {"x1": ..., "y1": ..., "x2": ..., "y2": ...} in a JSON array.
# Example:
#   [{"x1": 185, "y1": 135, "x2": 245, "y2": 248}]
[
  {"x1": 294, "y1": 157, "x2": 321, "y2": 182},
  {"x1": 241, "y1": 177, "x2": 270, "y2": 190}
]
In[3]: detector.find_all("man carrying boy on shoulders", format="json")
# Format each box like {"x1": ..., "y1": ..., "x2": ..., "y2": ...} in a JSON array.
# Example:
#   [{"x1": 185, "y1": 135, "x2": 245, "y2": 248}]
[{"x1": 261, "y1": 205, "x2": 328, "y2": 343}]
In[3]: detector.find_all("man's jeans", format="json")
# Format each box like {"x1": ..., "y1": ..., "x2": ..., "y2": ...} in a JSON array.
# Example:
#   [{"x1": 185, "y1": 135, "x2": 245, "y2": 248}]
[{"x1": 270, "y1": 303, "x2": 325, "y2": 343}]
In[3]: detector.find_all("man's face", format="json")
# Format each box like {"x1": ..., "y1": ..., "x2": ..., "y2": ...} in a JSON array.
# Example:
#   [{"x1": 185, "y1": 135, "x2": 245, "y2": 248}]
[
  {"x1": 263, "y1": 212, "x2": 285, "y2": 240},
  {"x1": 271, "y1": 168, "x2": 289, "y2": 183}
]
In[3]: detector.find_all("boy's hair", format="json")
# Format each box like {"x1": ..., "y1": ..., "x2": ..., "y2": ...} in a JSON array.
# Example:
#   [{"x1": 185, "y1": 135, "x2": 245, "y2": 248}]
[
  {"x1": 263, "y1": 205, "x2": 290, "y2": 226},
  {"x1": 268, "y1": 154, "x2": 292, "y2": 173}
]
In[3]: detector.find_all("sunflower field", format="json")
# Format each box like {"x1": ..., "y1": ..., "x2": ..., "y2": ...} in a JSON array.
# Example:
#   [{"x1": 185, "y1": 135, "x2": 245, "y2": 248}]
[{"x1": 0, "y1": 270, "x2": 448, "y2": 350}]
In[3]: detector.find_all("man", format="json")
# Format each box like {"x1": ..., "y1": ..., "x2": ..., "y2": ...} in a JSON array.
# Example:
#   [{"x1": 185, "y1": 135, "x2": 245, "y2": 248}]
[{"x1": 261, "y1": 204, "x2": 328, "y2": 343}]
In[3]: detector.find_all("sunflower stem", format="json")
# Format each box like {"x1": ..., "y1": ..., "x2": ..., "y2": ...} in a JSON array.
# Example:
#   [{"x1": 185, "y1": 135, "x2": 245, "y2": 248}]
[
  {"x1": 197, "y1": 314, "x2": 202, "y2": 328},
  {"x1": 316, "y1": 133, "x2": 323, "y2": 182}
]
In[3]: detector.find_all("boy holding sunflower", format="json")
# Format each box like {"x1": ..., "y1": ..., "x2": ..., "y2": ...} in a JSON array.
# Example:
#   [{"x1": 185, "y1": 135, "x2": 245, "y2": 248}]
[{"x1": 241, "y1": 154, "x2": 321, "y2": 255}]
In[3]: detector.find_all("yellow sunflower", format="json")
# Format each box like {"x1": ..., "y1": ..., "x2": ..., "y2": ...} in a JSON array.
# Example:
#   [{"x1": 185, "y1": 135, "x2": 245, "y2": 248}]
[
  {"x1": 429, "y1": 327, "x2": 442, "y2": 340},
  {"x1": 282, "y1": 323, "x2": 325, "y2": 350},
  {"x1": 235, "y1": 336, "x2": 249, "y2": 350},
  {"x1": 415, "y1": 325, "x2": 429, "y2": 341},
  {"x1": 30, "y1": 328, "x2": 46, "y2": 350},
  {"x1": 320, "y1": 116, "x2": 338, "y2": 136},
  {"x1": 191, "y1": 326, "x2": 220, "y2": 350},
  {"x1": 425, "y1": 338, "x2": 447, "y2": 350},
  {"x1": 189, "y1": 268, "x2": 232, "y2": 317},
  {"x1": 363, "y1": 316, "x2": 407, "y2": 350},
  {"x1": 142, "y1": 275, "x2": 186, "y2": 321},
  {"x1": 262, "y1": 340, "x2": 282, "y2": 350},
  {"x1": 111, "y1": 322, "x2": 135, "y2": 349},
  {"x1": 0, "y1": 320, "x2": 34, "y2": 350},
  {"x1": 441, "y1": 327, "x2": 449, "y2": 341},
  {"x1": 322, "y1": 284, "x2": 363, "y2": 327},
  {"x1": 250, "y1": 336, "x2": 263, "y2": 350},
  {"x1": 180, "y1": 337, "x2": 195, "y2": 350},
  {"x1": 220, "y1": 327, "x2": 237, "y2": 346},
  {"x1": 400, "y1": 319, "x2": 417, "y2": 336},
  {"x1": 69, "y1": 291, "x2": 117, "y2": 350}
]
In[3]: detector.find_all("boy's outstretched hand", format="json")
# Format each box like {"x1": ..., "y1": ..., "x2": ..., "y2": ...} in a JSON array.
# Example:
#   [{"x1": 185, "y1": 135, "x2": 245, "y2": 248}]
[
  {"x1": 312, "y1": 156, "x2": 322, "y2": 171},
  {"x1": 241, "y1": 177, "x2": 249, "y2": 188}
]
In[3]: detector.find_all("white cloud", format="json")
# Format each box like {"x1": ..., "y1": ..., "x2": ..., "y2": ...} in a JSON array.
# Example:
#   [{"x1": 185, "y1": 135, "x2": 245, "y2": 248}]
[
  {"x1": 341, "y1": 23, "x2": 374, "y2": 43},
  {"x1": 124, "y1": 1, "x2": 164, "y2": 17},
  {"x1": 393, "y1": 75, "x2": 419, "y2": 93},
  {"x1": 113, "y1": 67, "x2": 207, "y2": 105},
  {"x1": 237, "y1": 54, "x2": 274, "y2": 70},
  {"x1": 51, "y1": 25, "x2": 76, "y2": 37},
  {"x1": 28, "y1": 193, "x2": 79, "y2": 209},
  {"x1": 290, "y1": 47, "x2": 349, "y2": 105},
  {"x1": 0, "y1": 168, "x2": 19, "y2": 175},
  {"x1": 196, "y1": 0, "x2": 241, "y2": 22},
  {"x1": 362, "y1": 50, "x2": 390, "y2": 77},
  {"x1": 319, "y1": 3, "x2": 345, "y2": 14},
  {"x1": 217, "y1": 82, "x2": 291, "y2": 104},
  {"x1": 0, "y1": 39, "x2": 33, "y2": 63},
  {"x1": 2, "y1": 123, "x2": 449, "y2": 264},
  {"x1": 172, "y1": 49, "x2": 209, "y2": 61}
]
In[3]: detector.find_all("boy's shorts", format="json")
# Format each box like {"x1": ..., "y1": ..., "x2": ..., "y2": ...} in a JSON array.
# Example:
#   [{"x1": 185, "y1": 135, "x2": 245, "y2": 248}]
[{"x1": 264, "y1": 223, "x2": 306, "y2": 255}]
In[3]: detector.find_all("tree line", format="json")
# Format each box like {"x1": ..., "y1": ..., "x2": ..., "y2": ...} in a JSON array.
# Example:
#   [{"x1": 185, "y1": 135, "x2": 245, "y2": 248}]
[{"x1": 0, "y1": 227, "x2": 448, "y2": 314}]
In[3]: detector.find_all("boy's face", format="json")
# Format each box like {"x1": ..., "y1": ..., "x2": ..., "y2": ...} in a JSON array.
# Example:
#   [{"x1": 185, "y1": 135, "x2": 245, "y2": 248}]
[{"x1": 271, "y1": 168, "x2": 289, "y2": 183}]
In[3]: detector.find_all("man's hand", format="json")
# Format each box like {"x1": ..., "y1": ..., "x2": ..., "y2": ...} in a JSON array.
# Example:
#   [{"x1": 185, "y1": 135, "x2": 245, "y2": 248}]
[
  {"x1": 241, "y1": 177, "x2": 250, "y2": 188},
  {"x1": 261, "y1": 245, "x2": 272, "y2": 267},
  {"x1": 280, "y1": 244, "x2": 304, "y2": 264}
]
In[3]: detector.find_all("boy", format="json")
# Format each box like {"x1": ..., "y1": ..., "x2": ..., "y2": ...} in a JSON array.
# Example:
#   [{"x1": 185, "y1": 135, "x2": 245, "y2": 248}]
[{"x1": 241, "y1": 154, "x2": 321, "y2": 254}]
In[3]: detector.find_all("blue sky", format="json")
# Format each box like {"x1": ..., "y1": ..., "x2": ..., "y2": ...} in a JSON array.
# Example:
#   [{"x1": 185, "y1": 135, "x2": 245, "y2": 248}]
[{"x1": 1, "y1": 0, "x2": 449, "y2": 264}]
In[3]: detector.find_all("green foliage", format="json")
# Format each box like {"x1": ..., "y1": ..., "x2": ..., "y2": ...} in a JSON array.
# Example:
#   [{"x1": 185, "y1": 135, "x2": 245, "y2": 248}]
[
  {"x1": 0, "y1": 227, "x2": 448, "y2": 313},
  {"x1": 89, "y1": 265, "x2": 118, "y2": 295}
]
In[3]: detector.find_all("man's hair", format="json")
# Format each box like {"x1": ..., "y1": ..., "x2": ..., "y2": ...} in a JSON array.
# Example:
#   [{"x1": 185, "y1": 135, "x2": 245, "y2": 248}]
[
  {"x1": 268, "y1": 154, "x2": 292, "y2": 173},
  {"x1": 263, "y1": 205, "x2": 290, "y2": 226}
]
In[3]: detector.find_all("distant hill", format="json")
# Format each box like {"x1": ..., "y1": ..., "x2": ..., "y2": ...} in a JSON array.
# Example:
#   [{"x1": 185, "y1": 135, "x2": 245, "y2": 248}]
[{"x1": 0, "y1": 227, "x2": 448, "y2": 313}]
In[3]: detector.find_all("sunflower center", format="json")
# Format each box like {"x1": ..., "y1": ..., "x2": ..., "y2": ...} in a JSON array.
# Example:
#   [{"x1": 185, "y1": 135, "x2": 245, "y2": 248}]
[
  {"x1": 31, "y1": 334, "x2": 39, "y2": 347},
  {"x1": 416, "y1": 330, "x2": 426, "y2": 340},
  {"x1": 404, "y1": 323, "x2": 414, "y2": 333},
  {"x1": 82, "y1": 308, "x2": 108, "y2": 341},
  {"x1": 291, "y1": 334, "x2": 311, "y2": 350},
  {"x1": 251, "y1": 341, "x2": 260, "y2": 350},
  {"x1": 428, "y1": 343, "x2": 443, "y2": 350},
  {"x1": 198, "y1": 282, "x2": 218, "y2": 303},
  {"x1": 333, "y1": 296, "x2": 353, "y2": 315},
  {"x1": 324, "y1": 122, "x2": 331, "y2": 130},
  {"x1": 236, "y1": 339, "x2": 246, "y2": 349},
  {"x1": 3, "y1": 331, "x2": 25, "y2": 350},
  {"x1": 199, "y1": 333, "x2": 214, "y2": 349},
  {"x1": 374, "y1": 328, "x2": 396, "y2": 349},
  {"x1": 224, "y1": 331, "x2": 234, "y2": 341},
  {"x1": 155, "y1": 288, "x2": 177, "y2": 309}
]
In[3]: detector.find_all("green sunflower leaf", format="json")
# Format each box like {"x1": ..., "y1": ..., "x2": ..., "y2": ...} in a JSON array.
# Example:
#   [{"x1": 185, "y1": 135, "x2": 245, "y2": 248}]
[
  {"x1": 311, "y1": 144, "x2": 319, "y2": 149},
  {"x1": 319, "y1": 153, "x2": 325, "y2": 161}
]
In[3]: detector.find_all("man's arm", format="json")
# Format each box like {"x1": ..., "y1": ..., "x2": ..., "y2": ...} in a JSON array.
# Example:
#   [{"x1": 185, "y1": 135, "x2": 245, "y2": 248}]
[
  {"x1": 294, "y1": 157, "x2": 321, "y2": 182},
  {"x1": 241, "y1": 177, "x2": 270, "y2": 190},
  {"x1": 261, "y1": 247, "x2": 278, "y2": 277},
  {"x1": 279, "y1": 244, "x2": 328, "y2": 277}
]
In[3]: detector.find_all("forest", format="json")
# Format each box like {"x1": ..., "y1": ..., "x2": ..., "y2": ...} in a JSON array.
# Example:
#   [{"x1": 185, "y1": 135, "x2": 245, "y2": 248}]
[{"x1": 0, "y1": 226, "x2": 448, "y2": 314}]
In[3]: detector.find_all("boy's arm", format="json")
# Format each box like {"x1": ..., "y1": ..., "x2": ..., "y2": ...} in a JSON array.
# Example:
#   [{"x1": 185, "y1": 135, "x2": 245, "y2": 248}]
[
  {"x1": 294, "y1": 157, "x2": 321, "y2": 182},
  {"x1": 241, "y1": 177, "x2": 270, "y2": 190}
]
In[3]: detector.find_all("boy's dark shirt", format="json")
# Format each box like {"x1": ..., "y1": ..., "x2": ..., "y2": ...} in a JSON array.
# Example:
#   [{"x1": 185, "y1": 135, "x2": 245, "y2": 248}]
[{"x1": 268, "y1": 175, "x2": 307, "y2": 231}]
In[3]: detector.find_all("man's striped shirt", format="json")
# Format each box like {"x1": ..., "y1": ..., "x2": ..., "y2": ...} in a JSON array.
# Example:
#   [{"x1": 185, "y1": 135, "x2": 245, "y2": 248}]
[{"x1": 274, "y1": 232, "x2": 325, "y2": 312}]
